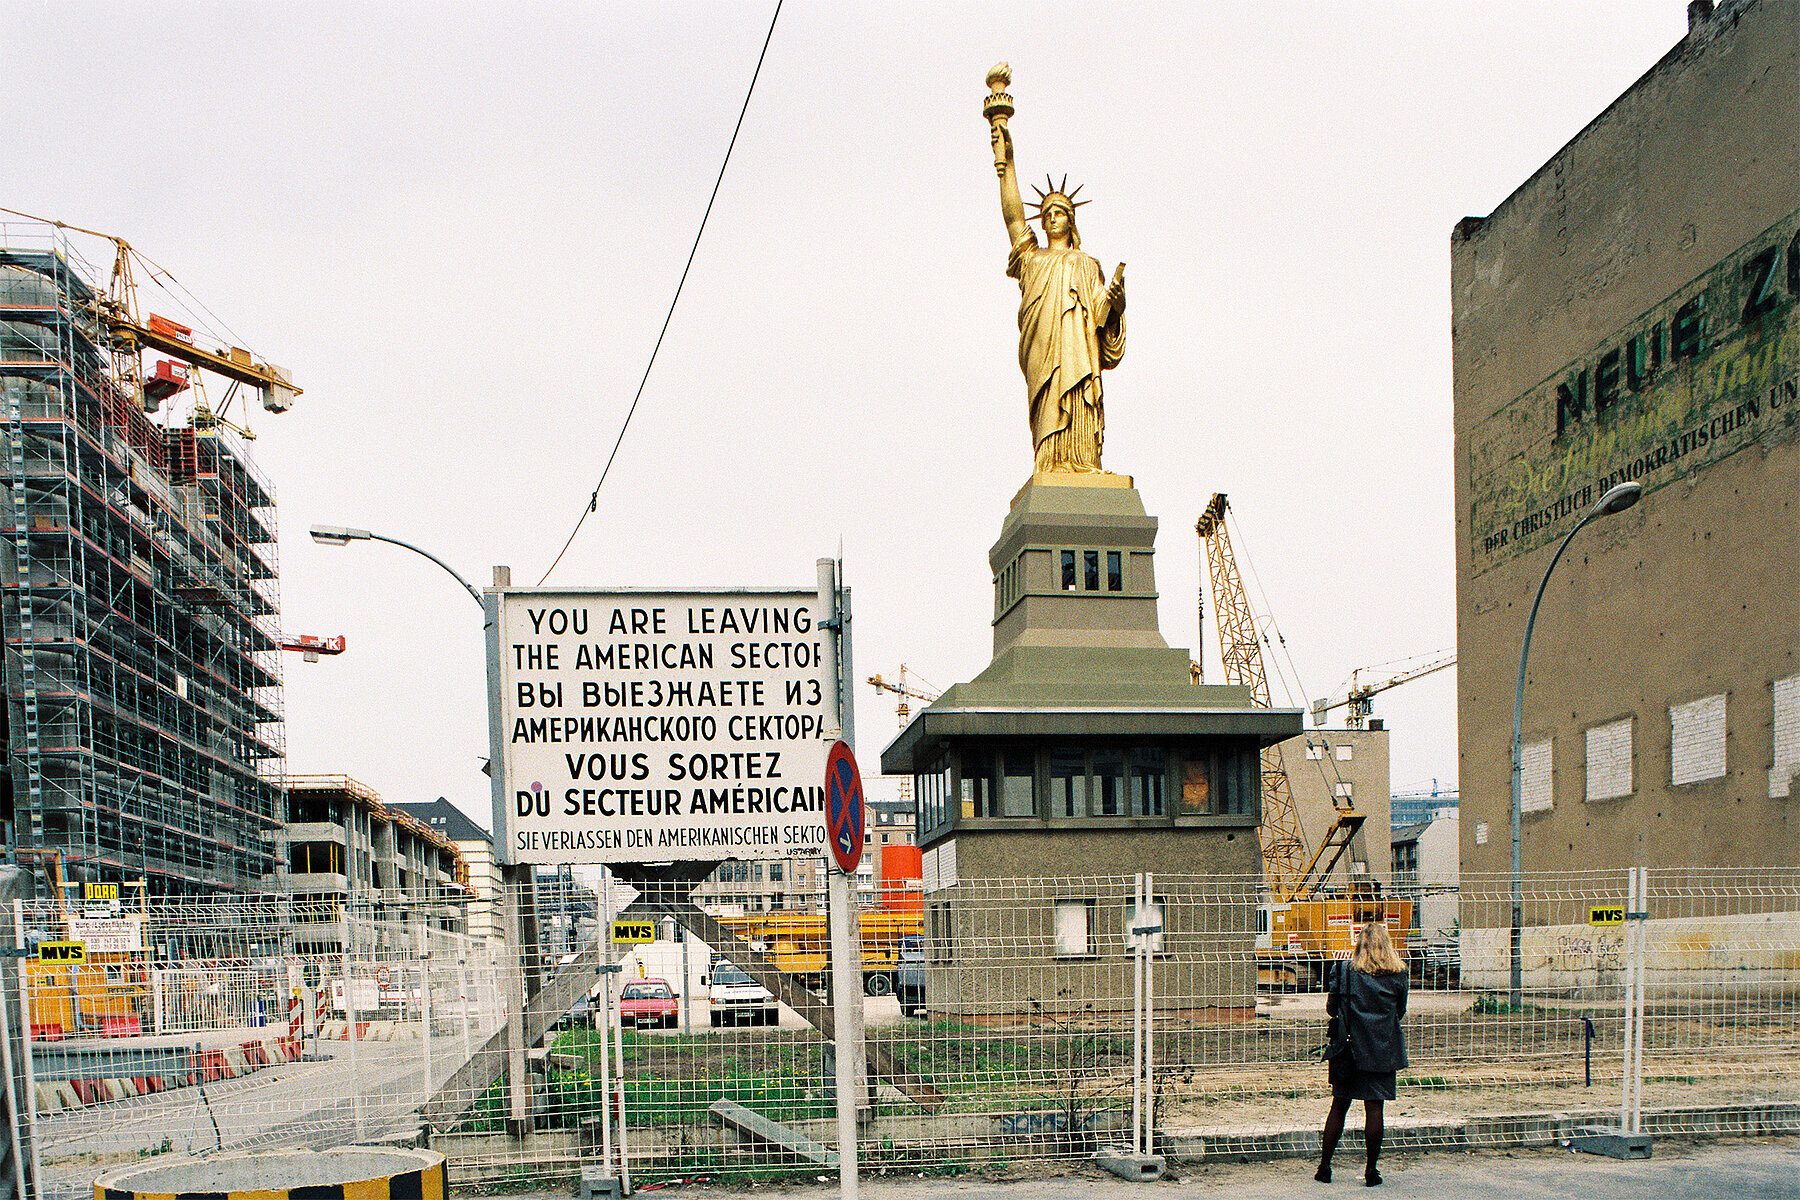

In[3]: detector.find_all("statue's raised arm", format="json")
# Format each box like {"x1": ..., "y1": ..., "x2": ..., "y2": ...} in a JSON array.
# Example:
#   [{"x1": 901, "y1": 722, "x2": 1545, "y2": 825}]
[
  {"x1": 984, "y1": 64, "x2": 1125, "y2": 477},
  {"x1": 986, "y1": 64, "x2": 1029, "y2": 246}
]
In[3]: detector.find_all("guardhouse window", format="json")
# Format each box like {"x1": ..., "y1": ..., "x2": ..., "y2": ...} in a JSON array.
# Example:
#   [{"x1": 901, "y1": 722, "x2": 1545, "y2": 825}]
[
  {"x1": 1107, "y1": 550, "x2": 1122, "y2": 591},
  {"x1": 1092, "y1": 749, "x2": 1125, "y2": 816},
  {"x1": 1130, "y1": 748, "x2": 1166, "y2": 816},
  {"x1": 1061, "y1": 550, "x2": 1077, "y2": 591},
  {"x1": 1001, "y1": 749, "x2": 1035, "y2": 816},
  {"x1": 1084, "y1": 550, "x2": 1100, "y2": 591},
  {"x1": 1050, "y1": 747, "x2": 1086, "y2": 816},
  {"x1": 1177, "y1": 747, "x2": 1257, "y2": 815}
]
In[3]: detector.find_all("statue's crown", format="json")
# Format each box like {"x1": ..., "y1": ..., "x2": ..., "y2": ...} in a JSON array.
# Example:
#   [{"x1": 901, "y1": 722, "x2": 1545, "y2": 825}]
[{"x1": 1029, "y1": 175, "x2": 1089, "y2": 219}]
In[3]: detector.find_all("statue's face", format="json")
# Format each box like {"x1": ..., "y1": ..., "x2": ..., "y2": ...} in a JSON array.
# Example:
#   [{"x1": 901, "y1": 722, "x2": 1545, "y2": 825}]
[{"x1": 1043, "y1": 205, "x2": 1072, "y2": 240}]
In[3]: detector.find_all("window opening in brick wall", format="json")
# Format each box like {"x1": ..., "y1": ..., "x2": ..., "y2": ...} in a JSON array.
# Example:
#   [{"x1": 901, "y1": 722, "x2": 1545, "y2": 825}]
[
  {"x1": 1520, "y1": 737, "x2": 1553, "y2": 812},
  {"x1": 1054, "y1": 898, "x2": 1094, "y2": 957},
  {"x1": 1586, "y1": 717, "x2": 1634, "y2": 801},
  {"x1": 1770, "y1": 674, "x2": 1800, "y2": 798},
  {"x1": 1670, "y1": 692, "x2": 1727, "y2": 785}
]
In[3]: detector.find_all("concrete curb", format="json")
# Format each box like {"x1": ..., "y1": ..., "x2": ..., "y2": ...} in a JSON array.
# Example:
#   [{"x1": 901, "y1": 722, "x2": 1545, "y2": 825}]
[{"x1": 1159, "y1": 1101, "x2": 1800, "y2": 1163}]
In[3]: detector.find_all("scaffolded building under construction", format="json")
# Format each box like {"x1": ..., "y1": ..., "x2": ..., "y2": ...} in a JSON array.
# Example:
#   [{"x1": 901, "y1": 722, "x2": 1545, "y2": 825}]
[{"x1": 0, "y1": 223, "x2": 285, "y2": 896}]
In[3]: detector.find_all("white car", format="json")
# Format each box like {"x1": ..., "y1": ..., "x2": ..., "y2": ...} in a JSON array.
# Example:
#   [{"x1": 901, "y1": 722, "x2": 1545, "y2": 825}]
[{"x1": 706, "y1": 960, "x2": 778, "y2": 1027}]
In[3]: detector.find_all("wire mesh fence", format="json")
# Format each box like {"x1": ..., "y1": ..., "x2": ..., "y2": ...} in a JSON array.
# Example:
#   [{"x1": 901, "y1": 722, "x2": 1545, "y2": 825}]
[{"x1": 7, "y1": 867, "x2": 1797, "y2": 1198}]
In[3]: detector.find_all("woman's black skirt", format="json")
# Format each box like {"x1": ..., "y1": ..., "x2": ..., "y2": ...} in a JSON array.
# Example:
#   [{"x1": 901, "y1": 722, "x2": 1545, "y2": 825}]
[{"x1": 1329, "y1": 1052, "x2": 1397, "y2": 1101}]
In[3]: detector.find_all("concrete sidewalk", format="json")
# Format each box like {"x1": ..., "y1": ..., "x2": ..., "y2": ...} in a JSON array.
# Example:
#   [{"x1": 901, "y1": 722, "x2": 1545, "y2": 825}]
[{"x1": 526, "y1": 1139, "x2": 1799, "y2": 1199}]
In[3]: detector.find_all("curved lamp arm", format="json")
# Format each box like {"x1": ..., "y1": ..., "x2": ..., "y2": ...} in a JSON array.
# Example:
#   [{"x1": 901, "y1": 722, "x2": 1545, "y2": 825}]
[{"x1": 310, "y1": 525, "x2": 485, "y2": 609}]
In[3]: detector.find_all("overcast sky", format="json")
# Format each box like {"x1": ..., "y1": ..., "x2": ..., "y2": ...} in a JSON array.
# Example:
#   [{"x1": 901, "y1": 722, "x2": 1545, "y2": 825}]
[{"x1": 4, "y1": 2, "x2": 1692, "y2": 830}]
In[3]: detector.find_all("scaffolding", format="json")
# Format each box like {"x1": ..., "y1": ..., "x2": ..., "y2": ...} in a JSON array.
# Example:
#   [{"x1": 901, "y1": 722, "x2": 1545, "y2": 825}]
[{"x1": 0, "y1": 221, "x2": 285, "y2": 896}]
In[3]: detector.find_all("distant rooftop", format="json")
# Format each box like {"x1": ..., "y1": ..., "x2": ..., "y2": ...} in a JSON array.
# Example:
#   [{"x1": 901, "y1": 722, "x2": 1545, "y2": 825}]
[{"x1": 390, "y1": 798, "x2": 492, "y2": 844}]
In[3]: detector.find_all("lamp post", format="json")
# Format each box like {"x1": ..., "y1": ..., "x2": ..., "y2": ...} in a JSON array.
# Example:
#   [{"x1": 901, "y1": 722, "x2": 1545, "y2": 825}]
[
  {"x1": 309, "y1": 523, "x2": 525, "y2": 1126},
  {"x1": 1509, "y1": 481, "x2": 1641, "y2": 1009}
]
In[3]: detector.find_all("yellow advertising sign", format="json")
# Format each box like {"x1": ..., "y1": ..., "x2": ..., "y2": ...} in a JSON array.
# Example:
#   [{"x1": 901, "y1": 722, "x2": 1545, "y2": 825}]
[
  {"x1": 84, "y1": 883, "x2": 119, "y2": 901},
  {"x1": 611, "y1": 920, "x2": 656, "y2": 945},
  {"x1": 36, "y1": 941, "x2": 86, "y2": 963},
  {"x1": 1588, "y1": 905, "x2": 1626, "y2": 926}
]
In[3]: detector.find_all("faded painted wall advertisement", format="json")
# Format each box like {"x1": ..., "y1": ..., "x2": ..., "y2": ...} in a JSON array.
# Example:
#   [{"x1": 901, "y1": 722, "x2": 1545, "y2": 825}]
[{"x1": 1469, "y1": 207, "x2": 1800, "y2": 573}]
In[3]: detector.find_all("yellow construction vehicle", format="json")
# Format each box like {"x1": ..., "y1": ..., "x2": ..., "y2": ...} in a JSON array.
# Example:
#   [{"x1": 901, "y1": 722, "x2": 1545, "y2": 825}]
[{"x1": 711, "y1": 845, "x2": 924, "y2": 996}]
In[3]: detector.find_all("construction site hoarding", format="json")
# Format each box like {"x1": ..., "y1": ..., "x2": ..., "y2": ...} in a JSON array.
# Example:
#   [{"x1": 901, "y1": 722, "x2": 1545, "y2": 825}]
[{"x1": 486, "y1": 588, "x2": 833, "y2": 865}]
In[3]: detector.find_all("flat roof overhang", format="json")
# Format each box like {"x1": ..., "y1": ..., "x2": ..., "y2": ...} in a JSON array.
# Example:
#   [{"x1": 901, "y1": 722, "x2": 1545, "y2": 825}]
[{"x1": 879, "y1": 704, "x2": 1304, "y2": 775}]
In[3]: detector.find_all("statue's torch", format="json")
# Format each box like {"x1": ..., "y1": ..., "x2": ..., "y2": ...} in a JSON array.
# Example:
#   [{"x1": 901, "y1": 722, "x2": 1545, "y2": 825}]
[{"x1": 985, "y1": 62, "x2": 1014, "y2": 170}]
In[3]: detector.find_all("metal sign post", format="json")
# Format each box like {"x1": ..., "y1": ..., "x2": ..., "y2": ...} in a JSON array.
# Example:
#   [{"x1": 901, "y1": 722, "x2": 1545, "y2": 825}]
[{"x1": 818, "y1": 559, "x2": 861, "y2": 1200}]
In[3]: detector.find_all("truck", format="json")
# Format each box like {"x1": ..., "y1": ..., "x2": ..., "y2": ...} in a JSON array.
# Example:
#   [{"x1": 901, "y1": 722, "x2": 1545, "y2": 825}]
[{"x1": 711, "y1": 844, "x2": 924, "y2": 997}]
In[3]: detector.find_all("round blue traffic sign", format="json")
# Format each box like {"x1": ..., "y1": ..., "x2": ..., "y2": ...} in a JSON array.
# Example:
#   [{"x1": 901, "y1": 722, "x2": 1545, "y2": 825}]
[{"x1": 825, "y1": 740, "x2": 865, "y2": 876}]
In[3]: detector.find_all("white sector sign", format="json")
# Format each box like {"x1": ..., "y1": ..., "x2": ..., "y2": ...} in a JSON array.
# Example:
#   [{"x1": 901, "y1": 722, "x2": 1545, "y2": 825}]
[{"x1": 492, "y1": 589, "x2": 833, "y2": 865}]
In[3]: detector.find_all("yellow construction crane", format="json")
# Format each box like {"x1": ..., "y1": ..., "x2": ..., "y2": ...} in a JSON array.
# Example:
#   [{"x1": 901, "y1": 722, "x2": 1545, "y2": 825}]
[
  {"x1": 1195, "y1": 494, "x2": 1316, "y2": 901},
  {"x1": 1311, "y1": 652, "x2": 1456, "y2": 728},
  {"x1": 868, "y1": 668, "x2": 941, "y2": 810},
  {"x1": 1, "y1": 208, "x2": 299, "y2": 421}
]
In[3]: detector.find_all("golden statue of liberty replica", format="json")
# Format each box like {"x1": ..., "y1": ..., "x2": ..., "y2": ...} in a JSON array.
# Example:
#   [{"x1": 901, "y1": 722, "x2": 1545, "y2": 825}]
[{"x1": 987, "y1": 63, "x2": 1127, "y2": 475}]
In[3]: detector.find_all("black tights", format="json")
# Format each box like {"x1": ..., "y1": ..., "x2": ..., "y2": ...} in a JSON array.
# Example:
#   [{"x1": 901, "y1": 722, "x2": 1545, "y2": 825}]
[{"x1": 1319, "y1": 1095, "x2": 1384, "y2": 1171}]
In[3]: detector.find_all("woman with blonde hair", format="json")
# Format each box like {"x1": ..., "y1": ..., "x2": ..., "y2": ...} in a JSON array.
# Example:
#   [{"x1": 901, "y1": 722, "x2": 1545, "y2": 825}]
[{"x1": 1317, "y1": 919, "x2": 1408, "y2": 1186}]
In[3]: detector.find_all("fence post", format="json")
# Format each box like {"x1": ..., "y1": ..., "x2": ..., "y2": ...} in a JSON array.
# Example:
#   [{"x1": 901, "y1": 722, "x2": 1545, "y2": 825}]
[
  {"x1": 602, "y1": 867, "x2": 629, "y2": 1193},
  {"x1": 342, "y1": 902, "x2": 366, "y2": 1140},
  {"x1": 1627, "y1": 863, "x2": 1641, "y2": 1137},
  {"x1": 457, "y1": 948, "x2": 473, "y2": 1069},
  {"x1": 0, "y1": 871, "x2": 36, "y2": 1200},
  {"x1": 1130, "y1": 874, "x2": 1143, "y2": 1155},
  {"x1": 10, "y1": 896, "x2": 39, "y2": 1200},
  {"x1": 1628, "y1": 865, "x2": 1648, "y2": 1135},
  {"x1": 418, "y1": 916, "x2": 433, "y2": 1111},
  {"x1": 1144, "y1": 871, "x2": 1156, "y2": 1156},
  {"x1": 501, "y1": 879, "x2": 530, "y2": 1135}
]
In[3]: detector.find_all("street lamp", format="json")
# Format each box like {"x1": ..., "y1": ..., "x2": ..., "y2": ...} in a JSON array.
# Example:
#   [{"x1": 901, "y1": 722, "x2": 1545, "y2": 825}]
[
  {"x1": 1509, "y1": 480, "x2": 1641, "y2": 1008},
  {"x1": 309, "y1": 525, "x2": 484, "y2": 608}
]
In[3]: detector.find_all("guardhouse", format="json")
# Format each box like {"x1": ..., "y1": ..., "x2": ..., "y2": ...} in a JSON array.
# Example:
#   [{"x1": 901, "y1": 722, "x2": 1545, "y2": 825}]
[{"x1": 881, "y1": 475, "x2": 1302, "y2": 1020}]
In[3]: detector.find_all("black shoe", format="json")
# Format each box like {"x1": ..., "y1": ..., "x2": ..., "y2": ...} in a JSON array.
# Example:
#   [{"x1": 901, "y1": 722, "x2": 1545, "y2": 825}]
[
  {"x1": 1364, "y1": 1167, "x2": 1382, "y2": 1187},
  {"x1": 1315, "y1": 1165, "x2": 1331, "y2": 1183}
]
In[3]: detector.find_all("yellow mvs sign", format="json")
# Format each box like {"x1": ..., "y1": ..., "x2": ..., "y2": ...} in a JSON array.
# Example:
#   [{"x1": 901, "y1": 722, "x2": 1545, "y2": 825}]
[
  {"x1": 611, "y1": 920, "x2": 656, "y2": 945},
  {"x1": 1588, "y1": 905, "x2": 1626, "y2": 926},
  {"x1": 37, "y1": 941, "x2": 86, "y2": 963}
]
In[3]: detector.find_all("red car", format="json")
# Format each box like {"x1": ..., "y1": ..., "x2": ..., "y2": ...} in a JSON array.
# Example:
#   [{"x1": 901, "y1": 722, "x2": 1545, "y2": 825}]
[{"x1": 618, "y1": 977, "x2": 679, "y2": 1029}]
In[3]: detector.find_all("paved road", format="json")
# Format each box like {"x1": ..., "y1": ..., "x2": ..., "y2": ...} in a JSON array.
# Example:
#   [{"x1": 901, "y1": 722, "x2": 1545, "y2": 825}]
[{"x1": 548, "y1": 1139, "x2": 1799, "y2": 1199}]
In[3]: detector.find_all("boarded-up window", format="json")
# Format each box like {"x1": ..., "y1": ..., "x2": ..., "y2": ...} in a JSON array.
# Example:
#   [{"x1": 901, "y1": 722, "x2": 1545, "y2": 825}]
[
  {"x1": 1520, "y1": 738, "x2": 1553, "y2": 812},
  {"x1": 1126, "y1": 899, "x2": 1165, "y2": 954},
  {"x1": 1586, "y1": 718, "x2": 1634, "y2": 801},
  {"x1": 1054, "y1": 899, "x2": 1093, "y2": 957},
  {"x1": 1669, "y1": 693, "x2": 1727, "y2": 785},
  {"x1": 1305, "y1": 745, "x2": 1324, "y2": 760},
  {"x1": 1772, "y1": 674, "x2": 1800, "y2": 799},
  {"x1": 1335, "y1": 744, "x2": 1354, "y2": 761}
]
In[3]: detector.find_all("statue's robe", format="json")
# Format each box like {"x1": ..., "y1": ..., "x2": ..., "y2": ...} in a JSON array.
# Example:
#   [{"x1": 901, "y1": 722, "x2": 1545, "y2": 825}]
[{"x1": 1008, "y1": 231, "x2": 1125, "y2": 473}]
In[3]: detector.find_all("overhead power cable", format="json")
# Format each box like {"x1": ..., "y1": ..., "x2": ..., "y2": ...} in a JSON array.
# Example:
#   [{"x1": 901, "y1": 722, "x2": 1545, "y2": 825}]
[{"x1": 538, "y1": 0, "x2": 783, "y2": 586}]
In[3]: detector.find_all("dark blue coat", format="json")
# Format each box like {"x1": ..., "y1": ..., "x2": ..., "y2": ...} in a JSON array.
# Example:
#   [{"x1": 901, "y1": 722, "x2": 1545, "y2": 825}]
[{"x1": 1327, "y1": 962, "x2": 1409, "y2": 1072}]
